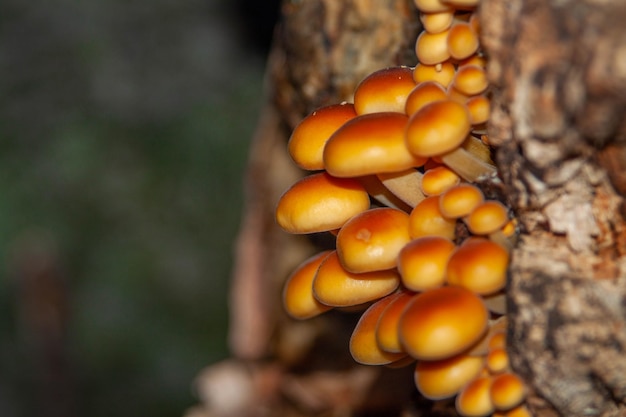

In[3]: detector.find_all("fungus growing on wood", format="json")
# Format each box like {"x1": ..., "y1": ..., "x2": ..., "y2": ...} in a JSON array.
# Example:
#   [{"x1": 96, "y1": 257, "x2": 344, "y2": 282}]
[
  {"x1": 349, "y1": 295, "x2": 408, "y2": 365},
  {"x1": 336, "y1": 207, "x2": 411, "y2": 273},
  {"x1": 397, "y1": 235, "x2": 455, "y2": 291},
  {"x1": 353, "y1": 66, "x2": 416, "y2": 115},
  {"x1": 324, "y1": 112, "x2": 426, "y2": 177},
  {"x1": 399, "y1": 286, "x2": 488, "y2": 361},
  {"x1": 288, "y1": 102, "x2": 357, "y2": 170},
  {"x1": 312, "y1": 251, "x2": 400, "y2": 307},
  {"x1": 275, "y1": 172, "x2": 370, "y2": 234},
  {"x1": 283, "y1": 251, "x2": 334, "y2": 319},
  {"x1": 414, "y1": 353, "x2": 485, "y2": 400}
]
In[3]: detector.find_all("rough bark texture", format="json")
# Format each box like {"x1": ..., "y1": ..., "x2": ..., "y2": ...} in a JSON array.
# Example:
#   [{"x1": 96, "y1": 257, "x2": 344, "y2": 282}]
[{"x1": 481, "y1": 1, "x2": 626, "y2": 416}]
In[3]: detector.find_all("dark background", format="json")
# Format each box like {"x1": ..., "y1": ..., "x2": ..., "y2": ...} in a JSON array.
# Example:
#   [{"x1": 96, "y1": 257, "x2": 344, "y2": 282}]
[{"x1": 0, "y1": 0, "x2": 279, "y2": 416}]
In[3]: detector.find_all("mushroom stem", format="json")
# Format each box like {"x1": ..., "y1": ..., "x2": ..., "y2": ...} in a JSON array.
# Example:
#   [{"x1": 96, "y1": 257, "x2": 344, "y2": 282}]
[
  {"x1": 376, "y1": 168, "x2": 426, "y2": 208},
  {"x1": 439, "y1": 146, "x2": 497, "y2": 182}
]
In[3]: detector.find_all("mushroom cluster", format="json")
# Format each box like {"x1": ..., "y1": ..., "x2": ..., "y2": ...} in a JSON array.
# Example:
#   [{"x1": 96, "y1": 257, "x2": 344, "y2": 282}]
[{"x1": 276, "y1": 1, "x2": 529, "y2": 416}]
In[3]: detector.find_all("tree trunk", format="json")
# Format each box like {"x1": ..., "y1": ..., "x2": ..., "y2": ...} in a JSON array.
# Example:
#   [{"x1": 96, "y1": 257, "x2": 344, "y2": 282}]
[
  {"x1": 189, "y1": 1, "x2": 626, "y2": 416},
  {"x1": 482, "y1": 1, "x2": 626, "y2": 416}
]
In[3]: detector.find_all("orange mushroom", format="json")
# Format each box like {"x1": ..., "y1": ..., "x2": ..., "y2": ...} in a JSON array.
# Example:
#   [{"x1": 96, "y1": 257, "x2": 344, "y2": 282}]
[
  {"x1": 415, "y1": 30, "x2": 451, "y2": 65},
  {"x1": 313, "y1": 251, "x2": 400, "y2": 307},
  {"x1": 354, "y1": 66, "x2": 416, "y2": 115},
  {"x1": 336, "y1": 207, "x2": 411, "y2": 273},
  {"x1": 490, "y1": 372, "x2": 527, "y2": 411},
  {"x1": 275, "y1": 172, "x2": 370, "y2": 234},
  {"x1": 404, "y1": 81, "x2": 448, "y2": 116},
  {"x1": 446, "y1": 237, "x2": 509, "y2": 295},
  {"x1": 375, "y1": 290, "x2": 415, "y2": 353},
  {"x1": 399, "y1": 286, "x2": 489, "y2": 360},
  {"x1": 288, "y1": 102, "x2": 357, "y2": 170},
  {"x1": 420, "y1": 10, "x2": 454, "y2": 34},
  {"x1": 414, "y1": 353, "x2": 485, "y2": 400},
  {"x1": 349, "y1": 295, "x2": 408, "y2": 365},
  {"x1": 324, "y1": 112, "x2": 426, "y2": 177},
  {"x1": 456, "y1": 375, "x2": 495, "y2": 417},
  {"x1": 420, "y1": 165, "x2": 461, "y2": 196},
  {"x1": 439, "y1": 183, "x2": 485, "y2": 219},
  {"x1": 397, "y1": 236, "x2": 456, "y2": 291},
  {"x1": 447, "y1": 22, "x2": 479, "y2": 61},
  {"x1": 408, "y1": 195, "x2": 457, "y2": 240},
  {"x1": 283, "y1": 250, "x2": 334, "y2": 319},
  {"x1": 413, "y1": 62, "x2": 456, "y2": 88}
]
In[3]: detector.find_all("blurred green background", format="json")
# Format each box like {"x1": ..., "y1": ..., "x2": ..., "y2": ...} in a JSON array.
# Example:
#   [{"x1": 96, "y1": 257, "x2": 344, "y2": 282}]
[{"x1": 0, "y1": 0, "x2": 279, "y2": 416}]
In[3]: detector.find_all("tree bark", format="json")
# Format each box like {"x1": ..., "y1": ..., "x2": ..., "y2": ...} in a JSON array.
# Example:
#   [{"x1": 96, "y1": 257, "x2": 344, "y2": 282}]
[
  {"x1": 190, "y1": 1, "x2": 626, "y2": 416},
  {"x1": 481, "y1": 1, "x2": 626, "y2": 416}
]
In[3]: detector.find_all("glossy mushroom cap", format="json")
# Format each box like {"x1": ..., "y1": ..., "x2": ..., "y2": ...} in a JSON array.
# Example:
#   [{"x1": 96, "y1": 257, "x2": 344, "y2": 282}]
[
  {"x1": 446, "y1": 237, "x2": 509, "y2": 295},
  {"x1": 453, "y1": 65, "x2": 488, "y2": 96},
  {"x1": 354, "y1": 66, "x2": 416, "y2": 115},
  {"x1": 405, "y1": 81, "x2": 448, "y2": 116},
  {"x1": 465, "y1": 200, "x2": 510, "y2": 235},
  {"x1": 420, "y1": 10, "x2": 454, "y2": 33},
  {"x1": 405, "y1": 100, "x2": 471, "y2": 158},
  {"x1": 409, "y1": 195, "x2": 457, "y2": 240},
  {"x1": 456, "y1": 376, "x2": 495, "y2": 417},
  {"x1": 398, "y1": 236, "x2": 456, "y2": 291},
  {"x1": 324, "y1": 113, "x2": 426, "y2": 177},
  {"x1": 288, "y1": 103, "x2": 357, "y2": 170},
  {"x1": 414, "y1": 353, "x2": 485, "y2": 400},
  {"x1": 375, "y1": 291, "x2": 415, "y2": 353},
  {"x1": 399, "y1": 286, "x2": 489, "y2": 361},
  {"x1": 490, "y1": 373, "x2": 527, "y2": 411},
  {"x1": 439, "y1": 183, "x2": 485, "y2": 219},
  {"x1": 414, "y1": 0, "x2": 452, "y2": 13},
  {"x1": 276, "y1": 172, "x2": 370, "y2": 234},
  {"x1": 413, "y1": 62, "x2": 456, "y2": 88},
  {"x1": 349, "y1": 295, "x2": 408, "y2": 365},
  {"x1": 337, "y1": 207, "x2": 411, "y2": 273},
  {"x1": 447, "y1": 22, "x2": 479, "y2": 60},
  {"x1": 420, "y1": 165, "x2": 461, "y2": 196},
  {"x1": 283, "y1": 251, "x2": 334, "y2": 319},
  {"x1": 312, "y1": 251, "x2": 400, "y2": 307},
  {"x1": 415, "y1": 30, "x2": 451, "y2": 65}
]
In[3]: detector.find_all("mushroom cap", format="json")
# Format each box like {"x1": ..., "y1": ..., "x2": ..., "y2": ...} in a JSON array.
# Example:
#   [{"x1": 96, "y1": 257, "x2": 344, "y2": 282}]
[
  {"x1": 283, "y1": 251, "x2": 334, "y2": 319},
  {"x1": 456, "y1": 376, "x2": 495, "y2": 417},
  {"x1": 466, "y1": 94, "x2": 490, "y2": 125},
  {"x1": 439, "y1": 183, "x2": 485, "y2": 219},
  {"x1": 490, "y1": 373, "x2": 527, "y2": 411},
  {"x1": 398, "y1": 236, "x2": 456, "y2": 291},
  {"x1": 415, "y1": 30, "x2": 451, "y2": 65},
  {"x1": 324, "y1": 112, "x2": 426, "y2": 177},
  {"x1": 375, "y1": 291, "x2": 415, "y2": 353},
  {"x1": 446, "y1": 237, "x2": 509, "y2": 295},
  {"x1": 288, "y1": 102, "x2": 357, "y2": 170},
  {"x1": 349, "y1": 295, "x2": 408, "y2": 365},
  {"x1": 414, "y1": 0, "x2": 452, "y2": 14},
  {"x1": 399, "y1": 286, "x2": 489, "y2": 361},
  {"x1": 413, "y1": 62, "x2": 456, "y2": 88},
  {"x1": 275, "y1": 172, "x2": 370, "y2": 234},
  {"x1": 408, "y1": 195, "x2": 457, "y2": 240},
  {"x1": 337, "y1": 207, "x2": 411, "y2": 273},
  {"x1": 453, "y1": 64, "x2": 488, "y2": 96},
  {"x1": 465, "y1": 200, "x2": 509, "y2": 235},
  {"x1": 446, "y1": 22, "x2": 479, "y2": 60},
  {"x1": 420, "y1": 10, "x2": 454, "y2": 33},
  {"x1": 313, "y1": 251, "x2": 400, "y2": 307},
  {"x1": 354, "y1": 66, "x2": 416, "y2": 115},
  {"x1": 420, "y1": 165, "x2": 461, "y2": 196},
  {"x1": 405, "y1": 100, "x2": 471, "y2": 158},
  {"x1": 405, "y1": 81, "x2": 448, "y2": 116},
  {"x1": 414, "y1": 353, "x2": 485, "y2": 400},
  {"x1": 486, "y1": 347, "x2": 510, "y2": 374}
]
